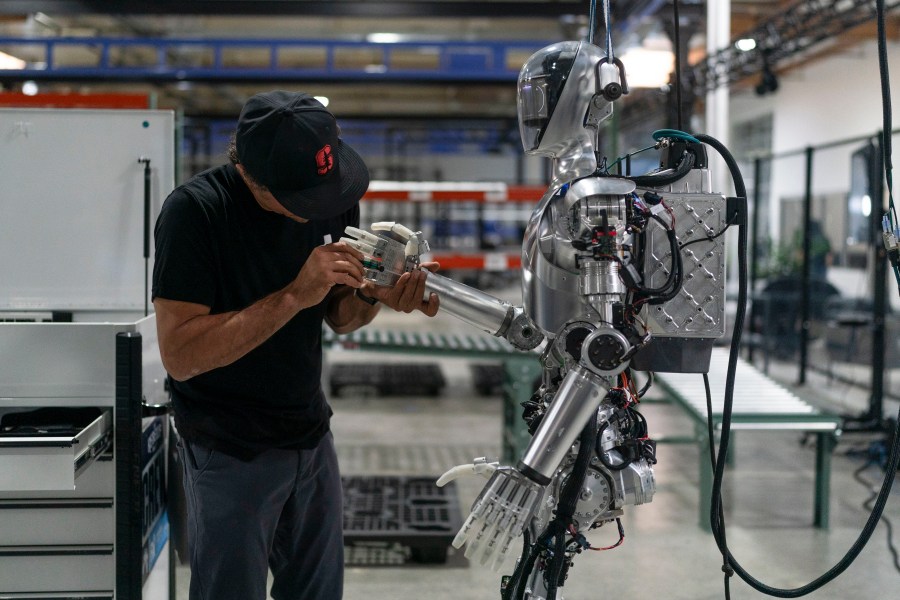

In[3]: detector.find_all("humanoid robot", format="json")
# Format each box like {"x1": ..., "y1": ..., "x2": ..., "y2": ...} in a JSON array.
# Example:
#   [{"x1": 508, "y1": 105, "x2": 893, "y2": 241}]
[{"x1": 344, "y1": 39, "x2": 729, "y2": 600}]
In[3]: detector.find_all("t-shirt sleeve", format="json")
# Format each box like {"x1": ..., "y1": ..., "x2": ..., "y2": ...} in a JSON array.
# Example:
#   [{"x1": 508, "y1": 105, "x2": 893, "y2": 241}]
[{"x1": 152, "y1": 189, "x2": 217, "y2": 308}]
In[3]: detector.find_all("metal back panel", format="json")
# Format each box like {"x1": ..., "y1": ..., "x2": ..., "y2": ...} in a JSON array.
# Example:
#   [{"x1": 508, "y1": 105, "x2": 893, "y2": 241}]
[{"x1": 640, "y1": 192, "x2": 727, "y2": 338}]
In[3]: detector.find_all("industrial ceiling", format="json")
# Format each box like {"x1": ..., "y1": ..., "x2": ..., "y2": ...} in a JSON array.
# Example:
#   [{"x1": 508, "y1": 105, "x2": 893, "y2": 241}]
[{"x1": 3, "y1": 0, "x2": 868, "y2": 120}]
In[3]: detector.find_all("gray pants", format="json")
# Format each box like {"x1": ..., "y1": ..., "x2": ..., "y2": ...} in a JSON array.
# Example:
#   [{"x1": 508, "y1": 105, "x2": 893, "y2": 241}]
[{"x1": 178, "y1": 432, "x2": 343, "y2": 600}]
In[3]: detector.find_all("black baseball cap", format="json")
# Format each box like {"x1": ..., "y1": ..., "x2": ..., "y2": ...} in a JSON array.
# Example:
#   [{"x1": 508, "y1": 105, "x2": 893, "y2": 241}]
[{"x1": 236, "y1": 90, "x2": 370, "y2": 220}]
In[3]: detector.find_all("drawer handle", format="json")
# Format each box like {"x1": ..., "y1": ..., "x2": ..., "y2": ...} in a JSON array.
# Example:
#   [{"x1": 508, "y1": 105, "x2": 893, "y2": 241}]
[{"x1": 0, "y1": 544, "x2": 114, "y2": 557}]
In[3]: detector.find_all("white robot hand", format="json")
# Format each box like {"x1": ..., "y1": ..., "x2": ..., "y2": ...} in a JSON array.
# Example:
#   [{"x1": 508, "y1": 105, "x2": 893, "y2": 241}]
[
  {"x1": 452, "y1": 465, "x2": 545, "y2": 571},
  {"x1": 341, "y1": 221, "x2": 430, "y2": 287}
]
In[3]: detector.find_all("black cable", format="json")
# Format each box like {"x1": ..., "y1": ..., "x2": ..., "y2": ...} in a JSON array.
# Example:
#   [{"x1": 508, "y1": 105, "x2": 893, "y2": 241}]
[
  {"x1": 596, "y1": 419, "x2": 631, "y2": 471},
  {"x1": 633, "y1": 214, "x2": 682, "y2": 301},
  {"x1": 877, "y1": 0, "x2": 895, "y2": 224},
  {"x1": 502, "y1": 529, "x2": 531, "y2": 600},
  {"x1": 673, "y1": 0, "x2": 683, "y2": 132},
  {"x1": 648, "y1": 228, "x2": 684, "y2": 305},
  {"x1": 546, "y1": 413, "x2": 597, "y2": 600},
  {"x1": 699, "y1": 131, "x2": 900, "y2": 597},
  {"x1": 636, "y1": 370, "x2": 654, "y2": 398},
  {"x1": 855, "y1": 461, "x2": 900, "y2": 574},
  {"x1": 509, "y1": 414, "x2": 598, "y2": 600},
  {"x1": 679, "y1": 217, "x2": 735, "y2": 252},
  {"x1": 704, "y1": 373, "x2": 733, "y2": 600},
  {"x1": 630, "y1": 150, "x2": 695, "y2": 188}
]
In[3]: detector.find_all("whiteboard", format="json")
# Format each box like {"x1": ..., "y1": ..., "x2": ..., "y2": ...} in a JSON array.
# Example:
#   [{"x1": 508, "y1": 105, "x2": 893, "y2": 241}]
[{"x1": 0, "y1": 109, "x2": 176, "y2": 311}]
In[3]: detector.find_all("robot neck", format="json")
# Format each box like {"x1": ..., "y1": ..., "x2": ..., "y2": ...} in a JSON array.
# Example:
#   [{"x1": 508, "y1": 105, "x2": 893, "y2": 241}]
[{"x1": 549, "y1": 137, "x2": 598, "y2": 189}]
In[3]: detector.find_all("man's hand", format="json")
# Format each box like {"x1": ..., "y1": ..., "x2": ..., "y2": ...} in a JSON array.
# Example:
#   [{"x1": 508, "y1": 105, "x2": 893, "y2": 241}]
[
  {"x1": 293, "y1": 242, "x2": 366, "y2": 308},
  {"x1": 364, "y1": 262, "x2": 440, "y2": 316}
]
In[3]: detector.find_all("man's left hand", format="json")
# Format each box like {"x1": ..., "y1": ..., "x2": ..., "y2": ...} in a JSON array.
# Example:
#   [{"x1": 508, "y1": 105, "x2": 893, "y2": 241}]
[{"x1": 365, "y1": 262, "x2": 440, "y2": 317}]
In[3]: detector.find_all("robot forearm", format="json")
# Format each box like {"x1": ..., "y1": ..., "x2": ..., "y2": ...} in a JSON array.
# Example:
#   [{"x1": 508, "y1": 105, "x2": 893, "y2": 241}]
[
  {"x1": 342, "y1": 221, "x2": 543, "y2": 351},
  {"x1": 517, "y1": 365, "x2": 610, "y2": 483},
  {"x1": 422, "y1": 272, "x2": 543, "y2": 350}
]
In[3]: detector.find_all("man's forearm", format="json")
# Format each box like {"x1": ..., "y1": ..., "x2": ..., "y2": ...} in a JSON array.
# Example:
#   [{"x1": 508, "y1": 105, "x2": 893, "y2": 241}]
[
  {"x1": 325, "y1": 286, "x2": 380, "y2": 334},
  {"x1": 157, "y1": 285, "x2": 312, "y2": 381}
]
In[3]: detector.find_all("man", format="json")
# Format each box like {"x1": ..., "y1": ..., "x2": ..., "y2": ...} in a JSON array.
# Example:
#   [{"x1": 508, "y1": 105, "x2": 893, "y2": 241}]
[{"x1": 152, "y1": 90, "x2": 439, "y2": 600}]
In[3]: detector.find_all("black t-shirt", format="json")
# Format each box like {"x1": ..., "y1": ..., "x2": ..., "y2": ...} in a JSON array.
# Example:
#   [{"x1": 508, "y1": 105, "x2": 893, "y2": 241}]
[{"x1": 152, "y1": 164, "x2": 359, "y2": 459}]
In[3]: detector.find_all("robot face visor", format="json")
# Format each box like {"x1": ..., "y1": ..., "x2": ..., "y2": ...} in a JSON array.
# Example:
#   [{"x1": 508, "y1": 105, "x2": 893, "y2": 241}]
[{"x1": 518, "y1": 75, "x2": 551, "y2": 151}]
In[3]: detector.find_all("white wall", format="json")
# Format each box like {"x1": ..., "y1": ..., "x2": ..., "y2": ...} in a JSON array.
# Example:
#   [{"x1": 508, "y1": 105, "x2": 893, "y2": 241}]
[
  {"x1": 731, "y1": 39, "x2": 900, "y2": 241},
  {"x1": 730, "y1": 39, "x2": 900, "y2": 308}
]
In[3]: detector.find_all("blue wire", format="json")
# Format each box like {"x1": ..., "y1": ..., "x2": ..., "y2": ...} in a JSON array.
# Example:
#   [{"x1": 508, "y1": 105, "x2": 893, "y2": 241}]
[{"x1": 652, "y1": 129, "x2": 701, "y2": 144}]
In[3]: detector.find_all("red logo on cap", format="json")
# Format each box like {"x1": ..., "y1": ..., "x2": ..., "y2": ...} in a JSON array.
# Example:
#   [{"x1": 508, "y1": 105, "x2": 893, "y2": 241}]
[{"x1": 316, "y1": 144, "x2": 334, "y2": 175}]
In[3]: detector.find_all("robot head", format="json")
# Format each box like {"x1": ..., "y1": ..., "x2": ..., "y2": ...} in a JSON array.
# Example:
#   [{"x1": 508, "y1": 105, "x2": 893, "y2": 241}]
[{"x1": 517, "y1": 41, "x2": 606, "y2": 161}]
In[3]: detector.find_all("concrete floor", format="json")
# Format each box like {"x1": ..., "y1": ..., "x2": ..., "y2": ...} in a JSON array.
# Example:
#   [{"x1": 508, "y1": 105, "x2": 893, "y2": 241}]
[{"x1": 176, "y1": 304, "x2": 900, "y2": 600}]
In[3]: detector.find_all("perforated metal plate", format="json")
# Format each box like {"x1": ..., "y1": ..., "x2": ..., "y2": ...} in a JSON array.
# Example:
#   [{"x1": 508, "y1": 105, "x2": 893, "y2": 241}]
[{"x1": 640, "y1": 192, "x2": 727, "y2": 338}]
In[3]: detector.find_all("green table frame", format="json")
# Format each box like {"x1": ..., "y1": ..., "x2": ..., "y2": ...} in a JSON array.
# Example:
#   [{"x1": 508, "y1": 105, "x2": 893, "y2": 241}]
[{"x1": 654, "y1": 360, "x2": 841, "y2": 532}]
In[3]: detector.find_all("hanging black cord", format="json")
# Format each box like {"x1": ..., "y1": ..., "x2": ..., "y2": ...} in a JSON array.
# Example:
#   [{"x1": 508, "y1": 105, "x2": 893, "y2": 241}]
[
  {"x1": 673, "y1": 0, "x2": 683, "y2": 132},
  {"x1": 704, "y1": 374, "x2": 733, "y2": 600},
  {"x1": 877, "y1": 0, "x2": 895, "y2": 218},
  {"x1": 699, "y1": 132, "x2": 900, "y2": 597},
  {"x1": 854, "y1": 461, "x2": 900, "y2": 574}
]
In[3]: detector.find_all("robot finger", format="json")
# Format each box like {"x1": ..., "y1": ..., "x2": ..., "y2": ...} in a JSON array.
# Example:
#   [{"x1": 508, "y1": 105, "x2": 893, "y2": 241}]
[
  {"x1": 436, "y1": 463, "x2": 477, "y2": 487},
  {"x1": 490, "y1": 533, "x2": 516, "y2": 572},
  {"x1": 435, "y1": 459, "x2": 499, "y2": 487},
  {"x1": 463, "y1": 517, "x2": 495, "y2": 562},
  {"x1": 372, "y1": 221, "x2": 415, "y2": 241},
  {"x1": 478, "y1": 523, "x2": 508, "y2": 567},
  {"x1": 338, "y1": 236, "x2": 376, "y2": 256},
  {"x1": 452, "y1": 511, "x2": 480, "y2": 549},
  {"x1": 343, "y1": 226, "x2": 382, "y2": 246}
]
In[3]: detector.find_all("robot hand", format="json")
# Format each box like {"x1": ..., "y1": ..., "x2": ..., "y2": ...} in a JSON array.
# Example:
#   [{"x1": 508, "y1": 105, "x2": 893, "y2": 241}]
[
  {"x1": 452, "y1": 465, "x2": 545, "y2": 571},
  {"x1": 436, "y1": 456, "x2": 499, "y2": 487},
  {"x1": 341, "y1": 221, "x2": 430, "y2": 287}
]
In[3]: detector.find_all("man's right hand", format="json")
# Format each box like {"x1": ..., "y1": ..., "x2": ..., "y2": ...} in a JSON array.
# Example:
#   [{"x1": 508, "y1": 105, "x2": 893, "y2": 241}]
[{"x1": 292, "y1": 242, "x2": 366, "y2": 308}]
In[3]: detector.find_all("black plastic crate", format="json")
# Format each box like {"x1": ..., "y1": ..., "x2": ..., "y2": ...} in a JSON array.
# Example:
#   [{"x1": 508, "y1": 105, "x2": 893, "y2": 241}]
[
  {"x1": 342, "y1": 475, "x2": 462, "y2": 565},
  {"x1": 330, "y1": 363, "x2": 445, "y2": 397},
  {"x1": 470, "y1": 363, "x2": 505, "y2": 396}
]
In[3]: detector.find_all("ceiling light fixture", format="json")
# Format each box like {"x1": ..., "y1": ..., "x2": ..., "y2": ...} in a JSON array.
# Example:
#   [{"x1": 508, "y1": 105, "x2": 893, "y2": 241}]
[
  {"x1": 367, "y1": 33, "x2": 403, "y2": 44},
  {"x1": 735, "y1": 38, "x2": 757, "y2": 52},
  {"x1": 619, "y1": 48, "x2": 675, "y2": 89}
]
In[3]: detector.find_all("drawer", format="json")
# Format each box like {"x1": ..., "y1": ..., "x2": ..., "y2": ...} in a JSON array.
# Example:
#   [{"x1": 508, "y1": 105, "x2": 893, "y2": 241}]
[
  {"x1": 0, "y1": 546, "x2": 114, "y2": 593},
  {"x1": 0, "y1": 409, "x2": 112, "y2": 492},
  {"x1": 0, "y1": 499, "x2": 114, "y2": 545}
]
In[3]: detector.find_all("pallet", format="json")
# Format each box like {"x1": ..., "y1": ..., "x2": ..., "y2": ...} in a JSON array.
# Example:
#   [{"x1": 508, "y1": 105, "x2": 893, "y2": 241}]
[
  {"x1": 329, "y1": 363, "x2": 445, "y2": 397},
  {"x1": 342, "y1": 475, "x2": 463, "y2": 565}
]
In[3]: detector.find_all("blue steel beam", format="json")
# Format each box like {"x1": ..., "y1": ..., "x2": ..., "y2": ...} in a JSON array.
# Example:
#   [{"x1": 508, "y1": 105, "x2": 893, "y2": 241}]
[
  {"x1": 0, "y1": 1, "x2": 590, "y2": 18},
  {"x1": 0, "y1": 37, "x2": 552, "y2": 83}
]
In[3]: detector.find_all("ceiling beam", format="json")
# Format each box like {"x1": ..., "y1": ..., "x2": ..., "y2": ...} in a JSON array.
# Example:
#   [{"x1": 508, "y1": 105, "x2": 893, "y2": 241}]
[{"x1": 0, "y1": 0, "x2": 591, "y2": 18}]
